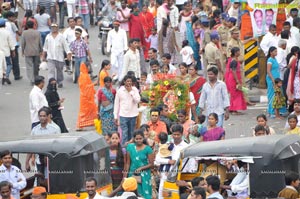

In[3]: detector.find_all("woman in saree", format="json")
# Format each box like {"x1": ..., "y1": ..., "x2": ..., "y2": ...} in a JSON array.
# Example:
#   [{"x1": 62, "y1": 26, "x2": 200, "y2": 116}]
[
  {"x1": 97, "y1": 76, "x2": 117, "y2": 135},
  {"x1": 286, "y1": 46, "x2": 300, "y2": 111},
  {"x1": 200, "y1": 113, "x2": 225, "y2": 141},
  {"x1": 139, "y1": 4, "x2": 154, "y2": 60},
  {"x1": 186, "y1": 16, "x2": 201, "y2": 70},
  {"x1": 284, "y1": 47, "x2": 300, "y2": 112},
  {"x1": 124, "y1": 129, "x2": 154, "y2": 199},
  {"x1": 266, "y1": 46, "x2": 287, "y2": 118},
  {"x1": 189, "y1": 64, "x2": 205, "y2": 118},
  {"x1": 179, "y1": 1, "x2": 193, "y2": 42},
  {"x1": 224, "y1": 47, "x2": 247, "y2": 115},
  {"x1": 76, "y1": 63, "x2": 98, "y2": 130},
  {"x1": 45, "y1": 78, "x2": 68, "y2": 133}
]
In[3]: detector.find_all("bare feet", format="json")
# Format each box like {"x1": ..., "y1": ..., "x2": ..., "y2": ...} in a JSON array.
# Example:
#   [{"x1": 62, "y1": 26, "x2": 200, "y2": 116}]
[
  {"x1": 247, "y1": 102, "x2": 256, "y2": 106},
  {"x1": 231, "y1": 111, "x2": 244, "y2": 115},
  {"x1": 275, "y1": 116, "x2": 284, "y2": 120}
]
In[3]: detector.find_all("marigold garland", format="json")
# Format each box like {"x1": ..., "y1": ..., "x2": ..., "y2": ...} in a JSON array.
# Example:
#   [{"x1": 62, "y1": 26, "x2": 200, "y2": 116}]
[{"x1": 141, "y1": 75, "x2": 190, "y2": 121}]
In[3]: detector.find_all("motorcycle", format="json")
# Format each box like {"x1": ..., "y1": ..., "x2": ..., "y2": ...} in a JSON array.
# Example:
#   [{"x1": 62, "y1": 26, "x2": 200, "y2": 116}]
[{"x1": 97, "y1": 16, "x2": 113, "y2": 56}]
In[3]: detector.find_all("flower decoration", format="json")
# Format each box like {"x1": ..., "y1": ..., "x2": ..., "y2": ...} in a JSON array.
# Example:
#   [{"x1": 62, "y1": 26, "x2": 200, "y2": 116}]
[{"x1": 141, "y1": 75, "x2": 190, "y2": 121}]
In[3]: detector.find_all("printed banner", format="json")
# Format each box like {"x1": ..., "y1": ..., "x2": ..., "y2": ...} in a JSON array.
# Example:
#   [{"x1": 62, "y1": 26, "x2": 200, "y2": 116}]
[{"x1": 247, "y1": 0, "x2": 280, "y2": 37}]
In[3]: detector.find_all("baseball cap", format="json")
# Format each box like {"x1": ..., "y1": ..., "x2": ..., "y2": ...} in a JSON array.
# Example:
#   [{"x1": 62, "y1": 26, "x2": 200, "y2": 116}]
[
  {"x1": 201, "y1": 18, "x2": 209, "y2": 25},
  {"x1": 0, "y1": 18, "x2": 5, "y2": 26},
  {"x1": 210, "y1": 31, "x2": 220, "y2": 40},
  {"x1": 221, "y1": 13, "x2": 229, "y2": 20},
  {"x1": 231, "y1": 27, "x2": 239, "y2": 34},
  {"x1": 228, "y1": 17, "x2": 237, "y2": 24}
]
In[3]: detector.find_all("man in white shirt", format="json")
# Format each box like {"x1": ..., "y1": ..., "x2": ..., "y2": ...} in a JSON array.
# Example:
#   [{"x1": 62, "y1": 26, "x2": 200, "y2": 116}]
[
  {"x1": 114, "y1": 75, "x2": 140, "y2": 145},
  {"x1": 26, "y1": 106, "x2": 61, "y2": 178},
  {"x1": 169, "y1": 0, "x2": 179, "y2": 29},
  {"x1": 155, "y1": 124, "x2": 197, "y2": 199},
  {"x1": 0, "y1": 150, "x2": 27, "y2": 199},
  {"x1": 29, "y1": 75, "x2": 48, "y2": 128},
  {"x1": 286, "y1": 8, "x2": 298, "y2": 27},
  {"x1": 85, "y1": 177, "x2": 102, "y2": 199},
  {"x1": 222, "y1": 162, "x2": 249, "y2": 198},
  {"x1": 121, "y1": 39, "x2": 141, "y2": 80},
  {"x1": 260, "y1": 24, "x2": 278, "y2": 56},
  {"x1": 107, "y1": 20, "x2": 127, "y2": 81},
  {"x1": 63, "y1": 17, "x2": 77, "y2": 46},
  {"x1": 156, "y1": 3, "x2": 168, "y2": 32},
  {"x1": 290, "y1": 17, "x2": 300, "y2": 48},
  {"x1": 0, "y1": 18, "x2": 15, "y2": 85},
  {"x1": 43, "y1": 23, "x2": 72, "y2": 88},
  {"x1": 276, "y1": 39, "x2": 287, "y2": 79}
]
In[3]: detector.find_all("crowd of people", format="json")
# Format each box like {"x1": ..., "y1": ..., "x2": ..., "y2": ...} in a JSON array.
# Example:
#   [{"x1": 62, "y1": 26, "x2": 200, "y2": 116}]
[{"x1": 1, "y1": 0, "x2": 300, "y2": 198}]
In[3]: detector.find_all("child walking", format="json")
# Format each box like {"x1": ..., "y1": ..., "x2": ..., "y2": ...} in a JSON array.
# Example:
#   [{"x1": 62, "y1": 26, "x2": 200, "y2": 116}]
[
  {"x1": 272, "y1": 78, "x2": 286, "y2": 119},
  {"x1": 146, "y1": 27, "x2": 158, "y2": 51},
  {"x1": 180, "y1": 40, "x2": 194, "y2": 66}
]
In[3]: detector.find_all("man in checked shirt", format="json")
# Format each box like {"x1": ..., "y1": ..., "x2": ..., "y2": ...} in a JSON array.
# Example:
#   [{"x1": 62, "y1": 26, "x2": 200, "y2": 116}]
[{"x1": 69, "y1": 28, "x2": 93, "y2": 83}]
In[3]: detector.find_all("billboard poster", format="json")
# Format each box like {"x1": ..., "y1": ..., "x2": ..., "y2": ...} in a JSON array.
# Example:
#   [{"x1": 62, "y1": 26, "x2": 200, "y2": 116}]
[{"x1": 248, "y1": 0, "x2": 280, "y2": 37}]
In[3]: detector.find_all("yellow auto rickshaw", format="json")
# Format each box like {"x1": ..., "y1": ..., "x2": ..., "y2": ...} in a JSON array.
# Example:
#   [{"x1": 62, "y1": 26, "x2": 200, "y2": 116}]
[
  {"x1": 0, "y1": 131, "x2": 112, "y2": 199},
  {"x1": 162, "y1": 134, "x2": 300, "y2": 198}
]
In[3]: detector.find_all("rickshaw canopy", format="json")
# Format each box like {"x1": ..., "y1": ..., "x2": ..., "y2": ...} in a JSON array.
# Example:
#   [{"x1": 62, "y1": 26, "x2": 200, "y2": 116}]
[
  {"x1": 0, "y1": 131, "x2": 108, "y2": 158},
  {"x1": 182, "y1": 134, "x2": 300, "y2": 160}
]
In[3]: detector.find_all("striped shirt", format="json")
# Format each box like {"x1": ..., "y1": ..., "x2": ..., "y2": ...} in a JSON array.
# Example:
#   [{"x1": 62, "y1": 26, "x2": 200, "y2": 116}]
[{"x1": 70, "y1": 38, "x2": 89, "y2": 58}]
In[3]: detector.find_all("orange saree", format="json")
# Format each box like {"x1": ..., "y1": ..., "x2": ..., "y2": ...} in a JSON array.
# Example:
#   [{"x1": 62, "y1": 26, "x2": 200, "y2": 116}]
[{"x1": 76, "y1": 63, "x2": 98, "y2": 129}]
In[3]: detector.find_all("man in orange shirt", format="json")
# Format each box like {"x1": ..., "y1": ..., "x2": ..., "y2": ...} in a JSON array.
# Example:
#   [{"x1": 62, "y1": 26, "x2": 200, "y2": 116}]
[{"x1": 147, "y1": 107, "x2": 167, "y2": 142}]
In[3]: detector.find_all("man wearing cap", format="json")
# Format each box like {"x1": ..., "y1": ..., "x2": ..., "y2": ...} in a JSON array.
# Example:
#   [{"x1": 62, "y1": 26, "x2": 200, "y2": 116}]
[
  {"x1": 217, "y1": 13, "x2": 229, "y2": 79},
  {"x1": 42, "y1": 23, "x2": 72, "y2": 88},
  {"x1": 227, "y1": 27, "x2": 254, "y2": 84},
  {"x1": 199, "y1": 18, "x2": 210, "y2": 76},
  {"x1": 0, "y1": 18, "x2": 15, "y2": 85},
  {"x1": 107, "y1": 20, "x2": 127, "y2": 82},
  {"x1": 31, "y1": 186, "x2": 47, "y2": 199},
  {"x1": 204, "y1": 32, "x2": 222, "y2": 78}
]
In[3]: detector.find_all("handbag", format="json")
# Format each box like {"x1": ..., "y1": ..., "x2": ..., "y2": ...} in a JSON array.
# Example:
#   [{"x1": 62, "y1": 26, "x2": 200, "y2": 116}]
[{"x1": 94, "y1": 119, "x2": 102, "y2": 134}]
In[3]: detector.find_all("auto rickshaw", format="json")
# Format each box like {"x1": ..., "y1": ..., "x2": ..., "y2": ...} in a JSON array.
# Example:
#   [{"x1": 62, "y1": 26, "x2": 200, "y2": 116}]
[
  {"x1": 162, "y1": 134, "x2": 300, "y2": 198},
  {"x1": 0, "y1": 131, "x2": 113, "y2": 199}
]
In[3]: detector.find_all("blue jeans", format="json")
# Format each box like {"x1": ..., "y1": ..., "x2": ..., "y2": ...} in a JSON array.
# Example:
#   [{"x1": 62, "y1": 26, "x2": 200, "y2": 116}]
[
  {"x1": 217, "y1": 114, "x2": 224, "y2": 127},
  {"x1": 5, "y1": 57, "x2": 12, "y2": 78},
  {"x1": 40, "y1": 31, "x2": 50, "y2": 46},
  {"x1": 79, "y1": 13, "x2": 90, "y2": 30},
  {"x1": 74, "y1": 56, "x2": 87, "y2": 81},
  {"x1": 120, "y1": 116, "x2": 137, "y2": 146}
]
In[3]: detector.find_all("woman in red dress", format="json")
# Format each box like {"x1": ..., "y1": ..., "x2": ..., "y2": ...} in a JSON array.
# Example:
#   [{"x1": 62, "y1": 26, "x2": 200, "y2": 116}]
[
  {"x1": 224, "y1": 47, "x2": 247, "y2": 115},
  {"x1": 129, "y1": 3, "x2": 146, "y2": 51},
  {"x1": 139, "y1": 4, "x2": 154, "y2": 59}
]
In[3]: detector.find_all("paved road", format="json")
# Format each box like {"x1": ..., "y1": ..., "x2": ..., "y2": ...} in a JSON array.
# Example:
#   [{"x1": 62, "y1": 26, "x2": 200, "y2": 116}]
[{"x1": 0, "y1": 23, "x2": 286, "y2": 140}]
